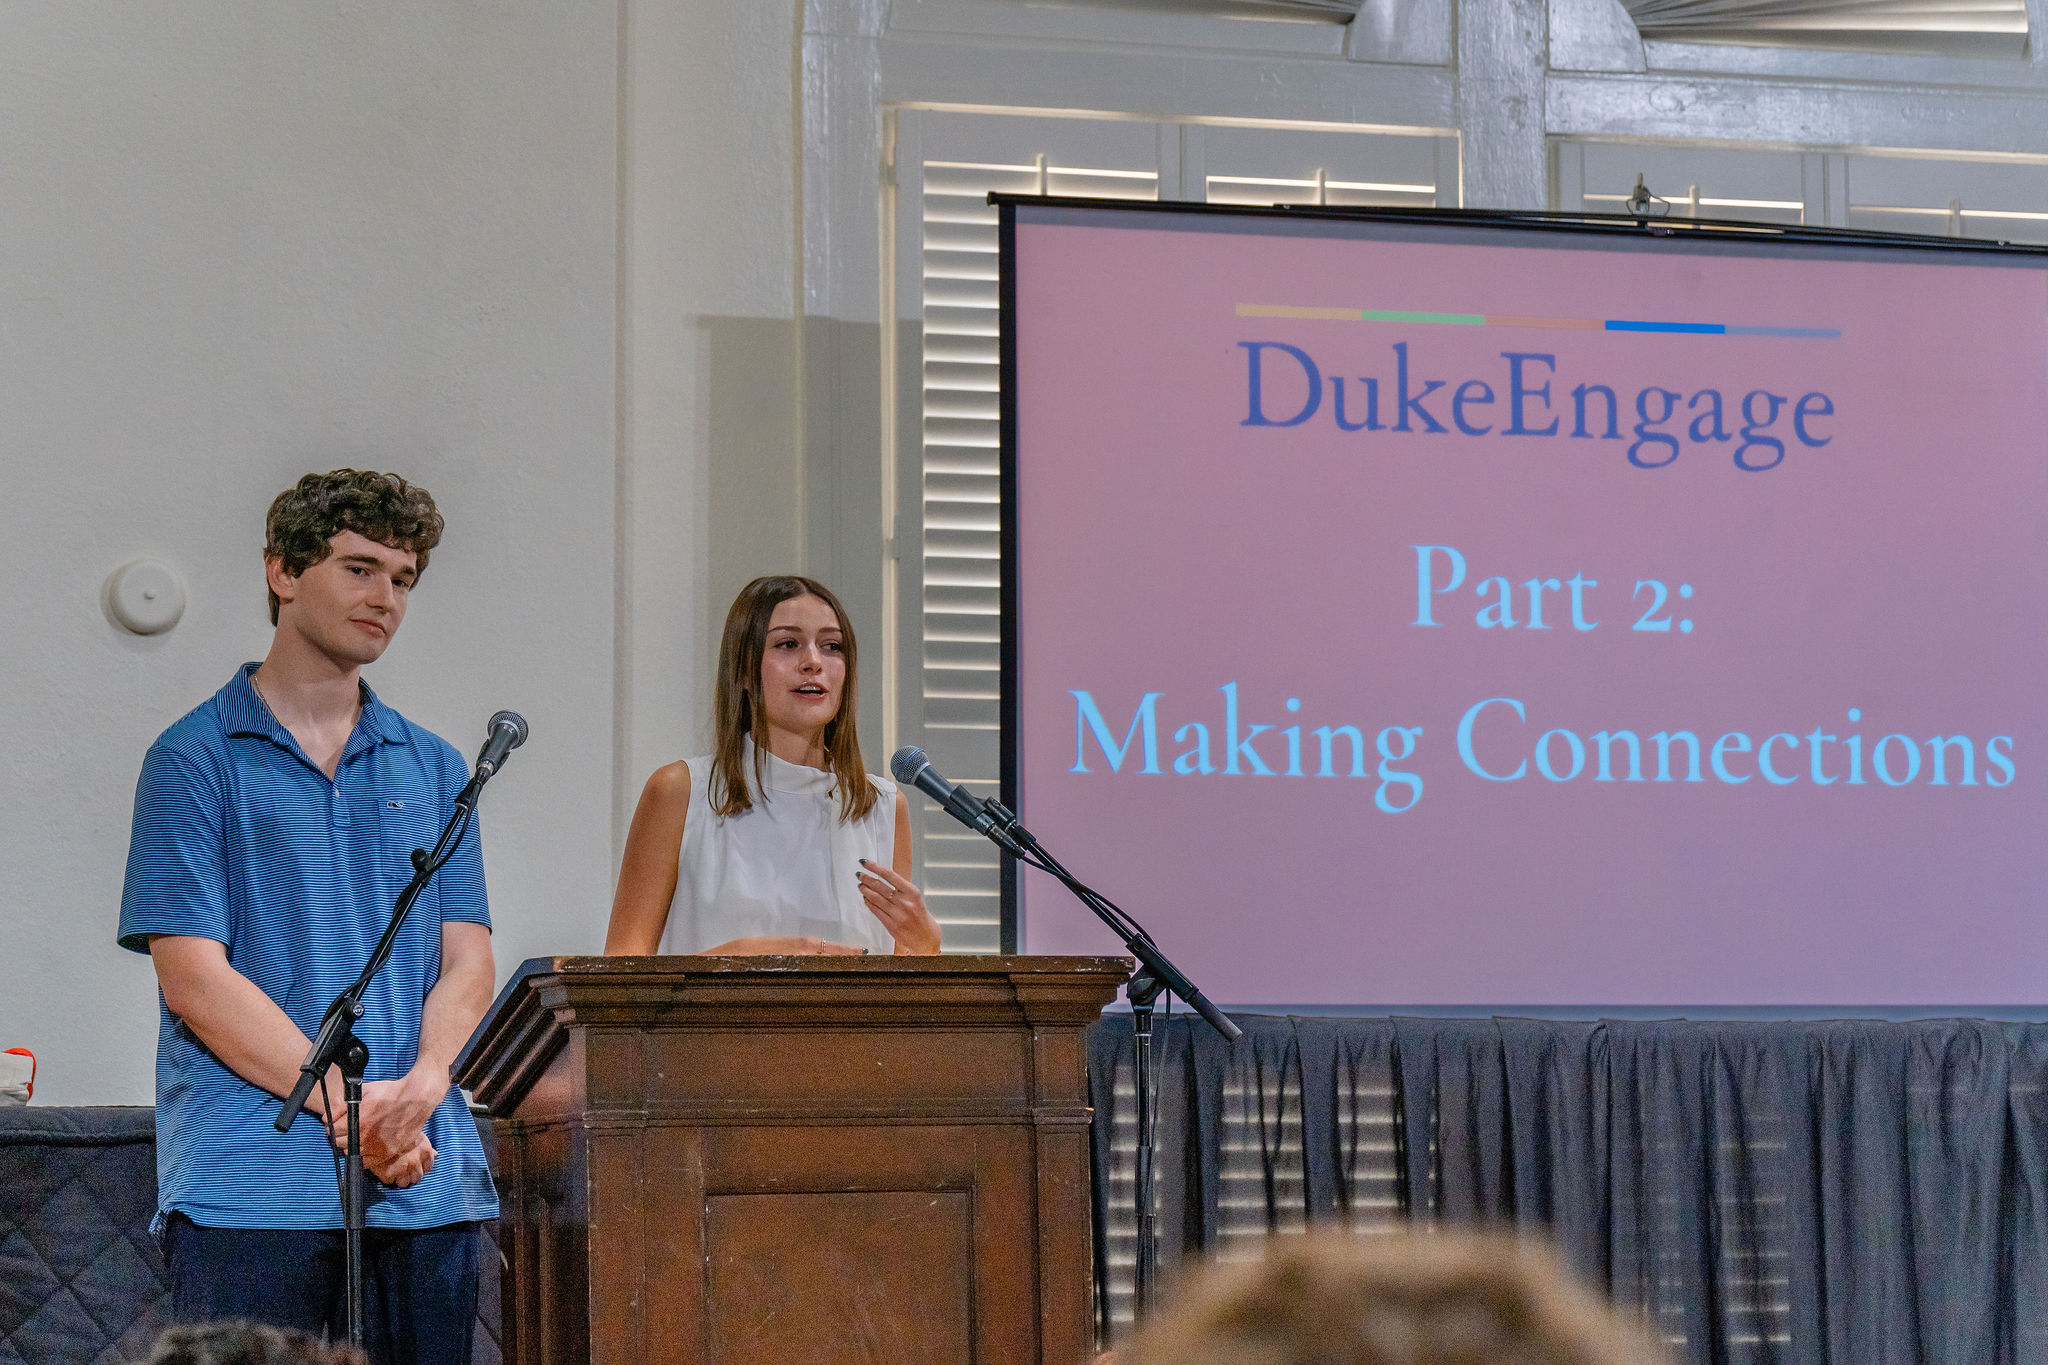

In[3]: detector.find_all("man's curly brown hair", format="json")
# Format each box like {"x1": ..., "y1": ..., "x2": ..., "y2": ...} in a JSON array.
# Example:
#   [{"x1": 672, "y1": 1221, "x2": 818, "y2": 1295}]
[
  {"x1": 263, "y1": 469, "x2": 444, "y2": 624},
  {"x1": 145, "y1": 1321, "x2": 364, "y2": 1365}
]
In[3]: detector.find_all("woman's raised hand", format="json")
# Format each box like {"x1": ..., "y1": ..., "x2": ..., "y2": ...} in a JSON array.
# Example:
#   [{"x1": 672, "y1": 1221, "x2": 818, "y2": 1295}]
[{"x1": 856, "y1": 859, "x2": 942, "y2": 955}]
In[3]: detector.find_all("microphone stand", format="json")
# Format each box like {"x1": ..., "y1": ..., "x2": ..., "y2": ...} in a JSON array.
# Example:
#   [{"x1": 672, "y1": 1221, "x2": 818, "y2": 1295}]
[
  {"x1": 971, "y1": 799, "x2": 1239, "y2": 1321},
  {"x1": 273, "y1": 770, "x2": 487, "y2": 1352}
]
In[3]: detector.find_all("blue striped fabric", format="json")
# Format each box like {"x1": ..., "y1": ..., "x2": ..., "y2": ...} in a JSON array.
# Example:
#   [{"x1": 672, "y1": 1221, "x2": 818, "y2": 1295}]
[{"x1": 118, "y1": 664, "x2": 498, "y2": 1233}]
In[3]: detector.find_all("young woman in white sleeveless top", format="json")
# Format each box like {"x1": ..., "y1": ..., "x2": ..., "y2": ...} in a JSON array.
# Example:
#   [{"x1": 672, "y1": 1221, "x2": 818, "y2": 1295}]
[{"x1": 604, "y1": 576, "x2": 941, "y2": 956}]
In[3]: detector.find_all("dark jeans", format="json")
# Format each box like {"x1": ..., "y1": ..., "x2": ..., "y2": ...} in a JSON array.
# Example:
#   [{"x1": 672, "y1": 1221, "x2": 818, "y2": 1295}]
[{"x1": 164, "y1": 1214, "x2": 480, "y2": 1365}]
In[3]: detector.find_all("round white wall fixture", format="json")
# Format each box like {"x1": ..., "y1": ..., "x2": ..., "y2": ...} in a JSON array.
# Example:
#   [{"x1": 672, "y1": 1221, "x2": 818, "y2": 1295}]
[{"x1": 104, "y1": 559, "x2": 187, "y2": 635}]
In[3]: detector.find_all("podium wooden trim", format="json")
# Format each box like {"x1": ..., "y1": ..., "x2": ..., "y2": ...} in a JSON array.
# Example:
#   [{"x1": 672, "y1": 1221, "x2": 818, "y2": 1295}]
[{"x1": 456, "y1": 954, "x2": 1130, "y2": 1365}]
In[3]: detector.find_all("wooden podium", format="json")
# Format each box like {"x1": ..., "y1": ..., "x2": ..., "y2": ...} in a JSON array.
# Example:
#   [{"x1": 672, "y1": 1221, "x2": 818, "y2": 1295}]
[{"x1": 455, "y1": 954, "x2": 1130, "y2": 1365}]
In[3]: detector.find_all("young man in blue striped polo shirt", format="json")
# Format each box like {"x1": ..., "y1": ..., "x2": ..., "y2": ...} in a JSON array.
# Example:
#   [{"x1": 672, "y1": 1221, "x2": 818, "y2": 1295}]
[{"x1": 119, "y1": 470, "x2": 499, "y2": 1365}]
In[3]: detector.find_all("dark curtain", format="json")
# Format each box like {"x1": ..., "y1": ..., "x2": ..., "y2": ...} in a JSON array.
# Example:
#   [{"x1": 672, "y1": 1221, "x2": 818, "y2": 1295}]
[{"x1": 1088, "y1": 1015, "x2": 2048, "y2": 1364}]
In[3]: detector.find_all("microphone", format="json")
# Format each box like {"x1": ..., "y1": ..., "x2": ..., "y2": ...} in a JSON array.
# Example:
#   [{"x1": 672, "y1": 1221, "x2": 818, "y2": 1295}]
[
  {"x1": 890, "y1": 746, "x2": 1006, "y2": 843},
  {"x1": 473, "y1": 711, "x2": 528, "y2": 781},
  {"x1": 885, "y1": 757, "x2": 1235, "y2": 1043}
]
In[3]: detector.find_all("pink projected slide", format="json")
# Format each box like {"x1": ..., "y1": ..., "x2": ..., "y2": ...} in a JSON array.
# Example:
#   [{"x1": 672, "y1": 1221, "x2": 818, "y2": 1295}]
[{"x1": 1009, "y1": 208, "x2": 2048, "y2": 1007}]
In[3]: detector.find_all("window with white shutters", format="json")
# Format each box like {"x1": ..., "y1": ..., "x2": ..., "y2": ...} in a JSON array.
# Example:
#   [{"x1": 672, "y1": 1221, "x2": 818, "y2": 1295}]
[
  {"x1": 1843, "y1": 151, "x2": 2048, "y2": 243},
  {"x1": 1555, "y1": 141, "x2": 1809, "y2": 224},
  {"x1": 1094, "y1": 1047, "x2": 1404, "y2": 1341},
  {"x1": 909, "y1": 146, "x2": 1162, "y2": 954},
  {"x1": 1200, "y1": 123, "x2": 1455, "y2": 209},
  {"x1": 1556, "y1": 138, "x2": 2048, "y2": 245},
  {"x1": 889, "y1": 111, "x2": 1457, "y2": 956}
]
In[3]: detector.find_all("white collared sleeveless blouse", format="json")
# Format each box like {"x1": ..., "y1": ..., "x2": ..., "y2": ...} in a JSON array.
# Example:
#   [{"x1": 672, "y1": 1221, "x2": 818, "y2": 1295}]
[{"x1": 657, "y1": 740, "x2": 899, "y2": 955}]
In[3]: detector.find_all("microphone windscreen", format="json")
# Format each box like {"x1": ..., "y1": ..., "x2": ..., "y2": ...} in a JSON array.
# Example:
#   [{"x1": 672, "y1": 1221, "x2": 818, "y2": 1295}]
[
  {"x1": 489, "y1": 711, "x2": 529, "y2": 748},
  {"x1": 889, "y1": 746, "x2": 928, "y2": 784}
]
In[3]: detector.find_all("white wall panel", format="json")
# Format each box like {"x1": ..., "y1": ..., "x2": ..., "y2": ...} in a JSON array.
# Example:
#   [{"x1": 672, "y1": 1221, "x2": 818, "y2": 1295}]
[{"x1": 0, "y1": 3, "x2": 618, "y2": 1104}]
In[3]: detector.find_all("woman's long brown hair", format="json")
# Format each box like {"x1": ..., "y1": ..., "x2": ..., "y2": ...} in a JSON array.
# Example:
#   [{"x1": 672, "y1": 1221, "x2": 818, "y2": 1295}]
[{"x1": 708, "y1": 575, "x2": 877, "y2": 823}]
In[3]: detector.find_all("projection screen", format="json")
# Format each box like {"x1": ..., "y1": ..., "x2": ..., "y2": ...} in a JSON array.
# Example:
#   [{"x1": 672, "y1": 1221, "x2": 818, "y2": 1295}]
[{"x1": 1001, "y1": 200, "x2": 2048, "y2": 1010}]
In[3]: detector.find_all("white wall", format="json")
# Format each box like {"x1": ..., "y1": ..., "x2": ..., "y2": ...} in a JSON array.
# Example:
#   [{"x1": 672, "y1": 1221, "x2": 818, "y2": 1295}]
[
  {"x1": 616, "y1": 0, "x2": 807, "y2": 834},
  {"x1": 0, "y1": 0, "x2": 820, "y2": 1108},
  {"x1": 0, "y1": 4, "x2": 623, "y2": 1105}
]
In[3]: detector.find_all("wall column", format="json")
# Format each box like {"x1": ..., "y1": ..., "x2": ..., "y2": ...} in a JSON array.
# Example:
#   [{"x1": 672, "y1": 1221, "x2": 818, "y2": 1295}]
[{"x1": 1457, "y1": 0, "x2": 1551, "y2": 209}]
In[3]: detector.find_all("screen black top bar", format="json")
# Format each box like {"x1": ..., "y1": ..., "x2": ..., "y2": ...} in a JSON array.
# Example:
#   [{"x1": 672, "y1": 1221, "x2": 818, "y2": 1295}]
[{"x1": 992, "y1": 194, "x2": 2048, "y2": 264}]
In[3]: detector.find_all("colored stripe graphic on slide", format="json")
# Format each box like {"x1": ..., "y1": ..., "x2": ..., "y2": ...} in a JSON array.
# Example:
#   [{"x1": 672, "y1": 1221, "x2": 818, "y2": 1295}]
[{"x1": 1236, "y1": 303, "x2": 1840, "y2": 339}]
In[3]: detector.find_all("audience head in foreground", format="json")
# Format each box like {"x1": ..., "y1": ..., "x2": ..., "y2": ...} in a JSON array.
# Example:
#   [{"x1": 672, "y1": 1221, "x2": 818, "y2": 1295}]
[
  {"x1": 145, "y1": 1322, "x2": 364, "y2": 1365},
  {"x1": 1115, "y1": 1229, "x2": 1667, "y2": 1365}
]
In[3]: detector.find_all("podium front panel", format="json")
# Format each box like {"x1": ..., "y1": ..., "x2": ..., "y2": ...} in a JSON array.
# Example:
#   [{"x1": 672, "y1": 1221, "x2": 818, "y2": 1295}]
[{"x1": 706, "y1": 1187, "x2": 973, "y2": 1360}]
